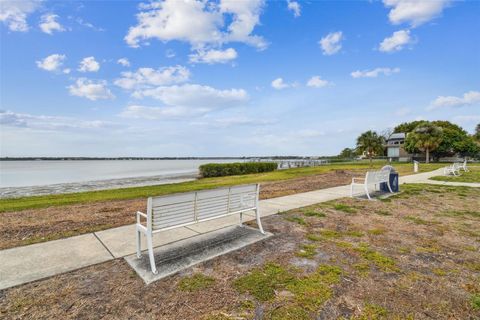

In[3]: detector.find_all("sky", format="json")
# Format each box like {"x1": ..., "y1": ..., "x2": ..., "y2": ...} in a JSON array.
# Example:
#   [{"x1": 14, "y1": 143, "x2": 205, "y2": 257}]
[{"x1": 0, "y1": 0, "x2": 479, "y2": 157}]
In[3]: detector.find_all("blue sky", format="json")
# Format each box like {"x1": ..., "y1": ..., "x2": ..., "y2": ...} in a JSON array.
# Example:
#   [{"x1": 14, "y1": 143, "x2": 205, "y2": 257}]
[{"x1": 1, "y1": 0, "x2": 479, "y2": 157}]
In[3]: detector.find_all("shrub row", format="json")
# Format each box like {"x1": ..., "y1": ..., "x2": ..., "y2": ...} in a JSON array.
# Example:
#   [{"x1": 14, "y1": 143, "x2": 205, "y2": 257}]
[{"x1": 199, "y1": 162, "x2": 277, "y2": 178}]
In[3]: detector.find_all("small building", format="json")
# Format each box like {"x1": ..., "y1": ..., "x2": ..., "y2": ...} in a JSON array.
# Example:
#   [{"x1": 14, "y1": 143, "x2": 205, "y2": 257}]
[{"x1": 386, "y1": 133, "x2": 410, "y2": 161}]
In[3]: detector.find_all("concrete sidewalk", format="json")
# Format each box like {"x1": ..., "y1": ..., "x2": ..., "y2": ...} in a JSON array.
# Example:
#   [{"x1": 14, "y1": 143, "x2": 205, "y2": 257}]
[{"x1": 1, "y1": 167, "x2": 477, "y2": 290}]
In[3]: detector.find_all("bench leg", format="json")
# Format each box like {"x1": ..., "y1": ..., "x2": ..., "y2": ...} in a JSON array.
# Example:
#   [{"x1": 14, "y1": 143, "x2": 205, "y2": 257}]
[
  {"x1": 387, "y1": 181, "x2": 393, "y2": 193},
  {"x1": 239, "y1": 212, "x2": 243, "y2": 226},
  {"x1": 136, "y1": 227, "x2": 141, "y2": 259},
  {"x1": 255, "y1": 208, "x2": 265, "y2": 234},
  {"x1": 350, "y1": 184, "x2": 354, "y2": 197},
  {"x1": 146, "y1": 233, "x2": 158, "y2": 275},
  {"x1": 364, "y1": 185, "x2": 372, "y2": 200}
]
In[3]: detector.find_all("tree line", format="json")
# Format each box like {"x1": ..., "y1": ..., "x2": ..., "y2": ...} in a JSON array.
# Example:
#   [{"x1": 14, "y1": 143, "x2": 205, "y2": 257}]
[{"x1": 338, "y1": 121, "x2": 480, "y2": 163}]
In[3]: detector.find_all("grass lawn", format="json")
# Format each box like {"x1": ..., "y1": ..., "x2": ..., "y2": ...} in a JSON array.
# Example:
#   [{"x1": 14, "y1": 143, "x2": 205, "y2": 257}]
[
  {"x1": 430, "y1": 166, "x2": 480, "y2": 183},
  {"x1": 0, "y1": 162, "x2": 444, "y2": 213},
  {"x1": 1, "y1": 184, "x2": 478, "y2": 319}
]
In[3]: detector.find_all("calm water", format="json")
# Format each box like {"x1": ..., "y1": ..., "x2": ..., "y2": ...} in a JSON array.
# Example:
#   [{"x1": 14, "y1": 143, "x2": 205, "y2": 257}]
[{"x1": 0, "y1": 160, "x2": 243, "y2": 188}]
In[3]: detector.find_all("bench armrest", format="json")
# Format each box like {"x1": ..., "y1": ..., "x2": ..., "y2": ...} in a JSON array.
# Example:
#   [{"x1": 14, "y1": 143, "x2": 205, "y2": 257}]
[
  {"x1": 136, "y1": 211, "x2": 147, "y2": 225},
  {"x1": 351, "y1": 177, "x2": 365, "y2": 184}
]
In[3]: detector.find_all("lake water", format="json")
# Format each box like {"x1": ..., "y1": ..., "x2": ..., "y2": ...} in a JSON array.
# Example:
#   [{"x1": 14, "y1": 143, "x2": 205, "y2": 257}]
[{"x1": 0, "y1": 159, "x2": 243, "y2": 188}]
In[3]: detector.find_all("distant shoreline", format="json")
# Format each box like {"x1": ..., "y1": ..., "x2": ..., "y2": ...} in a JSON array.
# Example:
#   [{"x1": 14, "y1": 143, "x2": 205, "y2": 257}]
[
  {"x1": 0, "y1": 156, "x2": 319, "y2": 161},
  {"x1": 0, "y1": 157, "x2": 248, "y2": 161},
  {"x1": 0, "y1": 172, "x2": 198, "y2": 199}
]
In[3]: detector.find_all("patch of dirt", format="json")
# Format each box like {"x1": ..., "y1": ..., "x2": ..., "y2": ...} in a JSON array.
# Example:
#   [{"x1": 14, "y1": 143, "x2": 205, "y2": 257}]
[
  {"x1": 1, "y1": 185, "x2": 479, "y2": 319},
  {"x1": 0, "y1": 170, "x2": 362, "y2": 250},
  {"x1": 259, "y1": 169, "x2": 357, "y2": 199}
]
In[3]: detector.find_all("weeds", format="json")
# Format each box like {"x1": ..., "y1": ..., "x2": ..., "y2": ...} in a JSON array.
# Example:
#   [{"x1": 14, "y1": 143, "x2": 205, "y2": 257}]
[
  {"x1": 234, "y1": 263, "x2": 296, "y2": 301},
  {"x1": 368, "y1": 228, "x2": 386, "y2": 235},
  {"x1": 284, "y1": 216, "x2": 307, "y2": 226},
  {"x1": 178, "y1": 274, "x2": 215, "y2": 292},
  {"x1": 355, "y1": 243, "x2": 398, "y2": 272},
  {"x1": 332, "y1": 203, "x2": 357, "y2": 214},
  {"x1": 302, "y1": 209, "x2": 326, "y2": 218},
  {"x1": 471, "y1": 294, "x2": 480, "y2": 310},
  {"x1": 268, "y1": 305, "x2": 309, "y2": 320},
  {"x1": 296, "y1": 244, "x2": 317, "y2": 259}
]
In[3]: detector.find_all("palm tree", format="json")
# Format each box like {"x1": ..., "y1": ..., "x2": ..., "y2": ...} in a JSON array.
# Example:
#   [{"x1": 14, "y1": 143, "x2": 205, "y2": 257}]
[
  {"x1": 406, "y1": 123, "x2": 443, "y2": 163},
  {"x1": 356, "y1": 131, "x2": 385, "y2": 166}
]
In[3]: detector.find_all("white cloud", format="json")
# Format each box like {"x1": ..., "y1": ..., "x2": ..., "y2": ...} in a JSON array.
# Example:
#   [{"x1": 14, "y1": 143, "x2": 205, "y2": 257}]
[
  {"x1": 68, "y1": 78, "x2": 115, "y2": 101},
  {"x1": 306, "y1": 76, "x2": 329, "y2": 88},
  {"x1": 383, "y1": 0, "x2": 450, "y2": 27},
  {"x1": 117, "y1": 58, "x2": 130, "y2": 67},
  {"x1": 271, "y1": 78, "x2": 290, "y2": 90},
  {"x1": 453, "y1": 115, "x2": 480, "y2": 123},
  {"x1": 120, "y1": 105, "x2": 201, "y2": 119},
  {"x1": 319, "y1": 31, "x2": 343, "y2": 55},
  {"x1": 0, "y1": 0, "x2": 40, "y2": 32},
  {"x1": 36, "y1": 54, "x2": 66, "y2": 72},
  {"x1": 351, "y1": 67, "x2": 400, "y2": 78},
  {"x1": 296, "y1": 129, "x2": 325, "y2": 138},
  {"x1": 114, "y1": 66, "x2": 190, "y2": 90},
  {"x1": 166, "y1": 49, "x2": 176, "y2": 58},
  {"x1": 78, "y1": 56, "x2": 100, "y2": 72},
  {"x1": 75, "y1": 17, "x2": 105, "y2": 32},
  {"x1": 428, "y1": 91, "x2": 480, "y2": 110},
  {"x1": 189, "y1": 48, "x2": 237, "y2": 64},
  {"x1": 219, "y1": 0, "x2": 266, "y2": 49},
  {"x1": 133, "y1": 84, "x2": 248, "y2": 110},
  {"x1": 205, "y1": 116, "x2": 275, "y2": 127},
  {"x1": 287, "y1": 0, "x2": 301, "y2": 18},
  {"x1": 125, "y1": 0, "x2": 221, "y2": 48},
  {"x1": 39, "y1": 13, "x2": 65, "y2": 34},
  {"x1": 125, "y1": 0, "x2": 266, "y2": 50},
  {"x1": 0, "y1": 110, "x2": 115, "y2": 130},
  {"x1": 379, "y1": 29, "x2": 412, "y2": 52}
]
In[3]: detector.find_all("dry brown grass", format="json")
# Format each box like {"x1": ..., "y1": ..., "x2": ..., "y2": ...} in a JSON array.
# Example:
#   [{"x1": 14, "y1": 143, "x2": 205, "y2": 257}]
[{"x1": 1, "y1": 184, "x2": 479, "y2": 319}]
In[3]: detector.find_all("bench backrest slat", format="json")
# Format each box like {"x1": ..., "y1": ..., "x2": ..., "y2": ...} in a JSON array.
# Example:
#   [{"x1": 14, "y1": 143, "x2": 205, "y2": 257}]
[
  {"x1": 365, "y1": 169, "x2": 391, "y2": 185},
  {"x1": 148, "y1": 184, "x2": 259, "y2": 232}
]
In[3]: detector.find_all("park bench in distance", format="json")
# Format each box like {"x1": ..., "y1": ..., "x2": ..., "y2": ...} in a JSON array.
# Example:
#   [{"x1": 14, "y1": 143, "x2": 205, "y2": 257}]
[
  {"x1": 135, "y1": 184, "x2": 264, "y2": 274},
  {"x1": 350, "y1": 168, "x2": 393, "y2": 200},
  {"x1": 444, "y1": 160, "x2": 469, "y2": 176}
]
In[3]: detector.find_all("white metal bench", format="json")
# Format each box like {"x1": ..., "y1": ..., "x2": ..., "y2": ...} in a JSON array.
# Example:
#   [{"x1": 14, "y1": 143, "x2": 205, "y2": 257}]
[
  {"x1": 350, "y1": 168, "x2": 393, "y2": 200},
  {"x1": 135, "y1": 184, "x2": 264, "y2": 274},
  {"x1": 459, "y1": 160, "x2": 469, "y2": 172},
  {"x1": 444, "y1": 163, "x2": 461, "y2": 176}
]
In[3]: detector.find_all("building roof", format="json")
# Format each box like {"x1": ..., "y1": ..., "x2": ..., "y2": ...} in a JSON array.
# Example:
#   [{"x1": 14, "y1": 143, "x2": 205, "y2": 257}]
[{"x1": 388, "y1": 132, "x2": 406, "y2": 140}]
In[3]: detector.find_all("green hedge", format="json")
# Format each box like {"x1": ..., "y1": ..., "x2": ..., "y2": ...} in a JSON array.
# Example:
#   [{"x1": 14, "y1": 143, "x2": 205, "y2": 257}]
[{"x1": 199, "y1": 162, "x2": 277, "y2": 178}]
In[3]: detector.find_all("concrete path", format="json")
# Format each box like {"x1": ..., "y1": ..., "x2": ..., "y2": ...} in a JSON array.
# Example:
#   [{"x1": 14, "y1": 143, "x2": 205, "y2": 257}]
[{"x1": 1, "y1": 167, "x2": 478, "y2": 290}]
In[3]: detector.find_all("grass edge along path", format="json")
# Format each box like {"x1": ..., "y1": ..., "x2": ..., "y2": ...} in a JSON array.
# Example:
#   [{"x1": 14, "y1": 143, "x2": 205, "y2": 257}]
[{"x1": 0, "y1": 162, "x2": 444, "y2": 213}]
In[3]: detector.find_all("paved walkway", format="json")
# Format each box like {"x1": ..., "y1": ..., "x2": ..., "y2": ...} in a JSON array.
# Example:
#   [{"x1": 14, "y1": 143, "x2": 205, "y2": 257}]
[{"x1": 1, "y1": 167, "x2": 478, "y2": 290}]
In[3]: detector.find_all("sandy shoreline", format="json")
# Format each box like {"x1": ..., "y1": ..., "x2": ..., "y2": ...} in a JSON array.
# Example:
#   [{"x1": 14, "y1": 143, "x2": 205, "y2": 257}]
[{"x1": 0, "y1": 173, "x2": 198, "y2": 199}]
